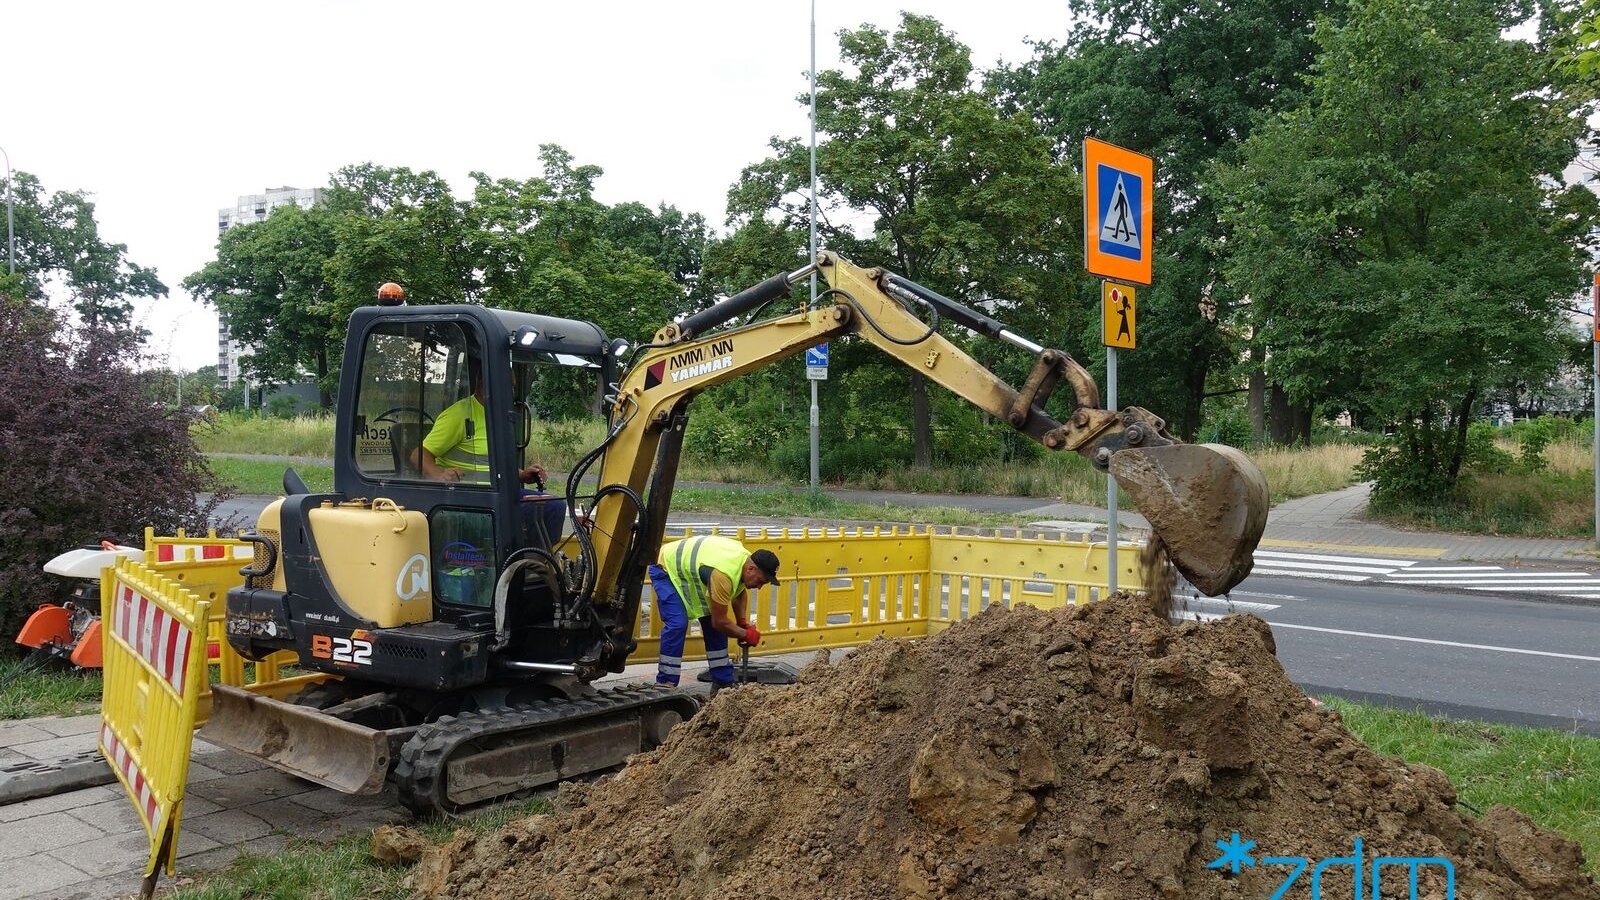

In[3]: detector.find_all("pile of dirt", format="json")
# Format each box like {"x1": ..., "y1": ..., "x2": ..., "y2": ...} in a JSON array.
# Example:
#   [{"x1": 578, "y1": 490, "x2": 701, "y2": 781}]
[{"x1": 422, "y1": 599, "x2": 1597, "y2": 900}]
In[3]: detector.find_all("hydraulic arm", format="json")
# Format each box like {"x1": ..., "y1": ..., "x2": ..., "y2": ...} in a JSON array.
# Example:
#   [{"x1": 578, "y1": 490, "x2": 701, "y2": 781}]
[{"x1": 578, "y1": 252, "x2": 1267, "y2": 671}]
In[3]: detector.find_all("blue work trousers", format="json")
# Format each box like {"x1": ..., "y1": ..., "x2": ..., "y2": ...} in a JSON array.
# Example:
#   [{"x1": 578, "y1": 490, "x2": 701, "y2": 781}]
[{"x1": 647, "y1": 564, "x2": 733, "y2": 686}]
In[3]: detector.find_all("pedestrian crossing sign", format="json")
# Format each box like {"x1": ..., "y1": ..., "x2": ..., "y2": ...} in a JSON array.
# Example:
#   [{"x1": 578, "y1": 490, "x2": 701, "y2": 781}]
[
  {"x1": 1102, "y1": 281, "x2": 1136, "y2": 349},
  {"x1": 1084, "y1": 138, "x2": 1154, "y2": 285}
]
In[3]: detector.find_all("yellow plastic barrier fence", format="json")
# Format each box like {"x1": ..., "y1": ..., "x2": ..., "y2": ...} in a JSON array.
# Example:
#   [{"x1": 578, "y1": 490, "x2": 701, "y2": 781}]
[
  {"x1": 99, "y1": 557, "x2": 210, "y2": 893},
  {"x1": 631, "y1": 525, "x2": 1143, "y2": 662},
  {"x1": 139, "y1": 528, "x2": 326, "y2": 721}
]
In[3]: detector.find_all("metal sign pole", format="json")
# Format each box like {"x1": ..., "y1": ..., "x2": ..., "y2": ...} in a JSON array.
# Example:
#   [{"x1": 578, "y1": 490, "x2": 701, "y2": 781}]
[
  {"x1": 807, "y1": 0, "x2": 821, "y2": 492},
  {"x1": 1107, "y1": 346, "x2": 1119, "y2": 593},
  {"x1": 1593, "y1": 340, "x2": 1597, "y2": 549}
]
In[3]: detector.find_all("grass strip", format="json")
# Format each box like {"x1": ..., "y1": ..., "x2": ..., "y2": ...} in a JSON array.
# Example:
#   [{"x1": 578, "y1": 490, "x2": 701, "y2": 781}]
[
  {"x1": 168, "y1": 797, "x2": 552, "y2": 900},
  {"x1": 1330, "y1": 697, "x2": 1599, "y2": 873},
  {"x1": 209, "y1": 456, "x2": 334, "y2": 495},
  {"x1": 0, "y1": 656, "x2": 102, "y2": 719}
]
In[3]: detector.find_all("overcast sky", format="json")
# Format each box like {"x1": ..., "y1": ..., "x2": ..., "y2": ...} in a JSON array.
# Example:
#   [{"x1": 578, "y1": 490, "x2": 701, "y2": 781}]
[{"x1": 10, "y1": 1, "x2": 1070, "y2": 372}]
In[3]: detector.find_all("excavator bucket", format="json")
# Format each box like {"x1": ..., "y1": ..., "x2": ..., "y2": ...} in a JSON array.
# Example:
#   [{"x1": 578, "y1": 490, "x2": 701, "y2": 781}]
[
  {"x1": 200, "y1": 684, "x2": 390, "y2": 795},
  {"x1": 1109, "y1": 443, "x2": 1268, "y2": 596}
]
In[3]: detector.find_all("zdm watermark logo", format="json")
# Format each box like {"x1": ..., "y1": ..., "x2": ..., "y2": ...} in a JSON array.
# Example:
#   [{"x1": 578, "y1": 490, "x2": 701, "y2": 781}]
[{"x1": 1206, "y1": 832, "x2": 1455, "y2": 899}]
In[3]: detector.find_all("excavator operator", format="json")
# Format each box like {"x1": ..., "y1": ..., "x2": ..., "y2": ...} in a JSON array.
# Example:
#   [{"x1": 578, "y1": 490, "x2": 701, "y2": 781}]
[
  {"x1": 416, "y1": 357, "x2": 566, "y2": 547},
  {"x1": 648, "y1": 535, "x2": 778, "y2": 690}
]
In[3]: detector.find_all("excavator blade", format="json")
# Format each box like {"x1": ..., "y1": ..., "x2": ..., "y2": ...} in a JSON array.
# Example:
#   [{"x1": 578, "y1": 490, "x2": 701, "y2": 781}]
[
  {"x1": 1109, "y1": 443, "x2": 1268, "y2": 596},
  {"x1": 200, "y1": 684, "x2": 390, "y2": 794}
]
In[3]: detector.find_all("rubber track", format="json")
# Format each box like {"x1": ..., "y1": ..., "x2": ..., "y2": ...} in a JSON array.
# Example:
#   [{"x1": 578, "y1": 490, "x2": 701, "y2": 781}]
[{"x1": 393, "y1": 682, "x2": 696, "y2": 817}]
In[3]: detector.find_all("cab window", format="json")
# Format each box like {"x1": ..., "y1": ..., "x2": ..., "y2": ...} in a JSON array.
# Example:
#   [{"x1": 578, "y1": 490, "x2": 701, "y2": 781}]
[{"x1": 350, "y1": 321, "x2": 490, "y2": 483}]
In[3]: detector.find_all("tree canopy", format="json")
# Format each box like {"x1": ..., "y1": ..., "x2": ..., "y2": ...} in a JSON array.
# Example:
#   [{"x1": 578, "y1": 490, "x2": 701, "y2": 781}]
[{"x1": 1213, "y1": 0, "x2": 1597, "y2": 496}]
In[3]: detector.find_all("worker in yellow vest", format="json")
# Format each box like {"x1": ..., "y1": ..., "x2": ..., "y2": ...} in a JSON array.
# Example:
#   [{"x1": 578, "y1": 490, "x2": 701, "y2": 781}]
[
  {"x1": 417, "y1": 358, "x2": 565, "y2": 545},
  {"x1": 648, "y1": 535, "x2": 779, "y2": 689}
]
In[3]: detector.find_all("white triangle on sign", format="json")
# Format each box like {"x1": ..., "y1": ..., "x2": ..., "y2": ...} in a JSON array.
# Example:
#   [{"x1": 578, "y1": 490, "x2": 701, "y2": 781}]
[{"x1": 1100, "y1": 175, "x2": 1139, "y2": 249}]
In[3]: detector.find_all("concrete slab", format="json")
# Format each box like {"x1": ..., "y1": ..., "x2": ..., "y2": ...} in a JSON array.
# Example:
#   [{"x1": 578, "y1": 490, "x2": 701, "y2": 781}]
[
  {"x1": 187, "y1": 767, "x2": 315, "y2": 808},
  {"x1": 0, "y1": 785, "x2": 119, "y2": 824},
  {"x1": 43, "y1": 828, "x2": 149, "y2": 879},
  {"x1": 0, "y1": 854, "x2": 92, "y2": 900},
  {"x1": 242, "y1": 795, "x2": 339, "y2": 833},
  {"x1": 6, "y1": 734, "x2": 98, "y2": 763},
  {"x1": 0, "y1": 723, "x2": 52, "y2": 750},
  {"x1": 287, "y1": 784, "x2": 399, "y2": 813},
  {"x1": 66, "y1": 796, "x2": 145, "y2": 833},
  {"x1": 184, "y1": 760, "x2": 226, "y2": 783},
  {"x1": 26, "y1": 871, "x2": 144, "y2": 900},
  {"x1": 188, "y1": 748, "x2": 268, "y2": 776},
  {"x1": 28, "y1": 717, "x2": 102, "y2": 739},
  {"x1": 0, "y1": 810, "x2": 106, "y2": 862},
  {"x1": 184, "y1": 808, "x2": 275, "y2": 843}
]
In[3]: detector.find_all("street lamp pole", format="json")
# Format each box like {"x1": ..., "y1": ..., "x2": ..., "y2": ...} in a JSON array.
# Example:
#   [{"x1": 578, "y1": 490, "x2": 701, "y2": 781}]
[{"x1": 0, "y1": 145, "x2": 13, "y2": 275}]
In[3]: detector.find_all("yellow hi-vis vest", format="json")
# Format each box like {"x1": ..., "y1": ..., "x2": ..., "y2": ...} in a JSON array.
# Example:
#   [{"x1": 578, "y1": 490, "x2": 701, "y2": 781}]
[
  {"x1": 426, "y1": 397, "x2": 490, "y2": 480},
  {"x1": 660, "y1": 535, "x2": 748, "y2": 619}
]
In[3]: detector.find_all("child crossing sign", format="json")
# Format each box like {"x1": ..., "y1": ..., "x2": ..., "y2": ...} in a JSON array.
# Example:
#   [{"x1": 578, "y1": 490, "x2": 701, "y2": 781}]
[
  {"x1": 1084, "y1": 138, "x2": 1154, "y2": 285},
  {"x1": 1102, "y1": 281, "x2": 1137, "y2": 349}
]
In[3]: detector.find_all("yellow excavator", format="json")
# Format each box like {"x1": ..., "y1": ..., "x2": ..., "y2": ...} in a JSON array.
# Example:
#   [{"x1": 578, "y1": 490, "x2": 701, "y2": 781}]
[{"x1": 204, "y1": 251, "x2": 1268, "y2": 816}]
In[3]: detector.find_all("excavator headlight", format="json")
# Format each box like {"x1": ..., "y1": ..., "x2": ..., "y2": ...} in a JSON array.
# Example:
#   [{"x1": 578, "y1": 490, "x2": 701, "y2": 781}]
[{"x1": 513, "y1": 327, "x2": 540, "y2": 348}]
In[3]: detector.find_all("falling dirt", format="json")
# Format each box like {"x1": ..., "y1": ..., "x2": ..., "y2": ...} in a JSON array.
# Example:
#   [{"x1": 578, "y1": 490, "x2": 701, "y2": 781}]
[
  {"x1": 1138, "y1": 535, "x2": 1175, "y2": 621},
  {"x1": 422, "y1": 599, "x2": 1597, "y2": 900}
]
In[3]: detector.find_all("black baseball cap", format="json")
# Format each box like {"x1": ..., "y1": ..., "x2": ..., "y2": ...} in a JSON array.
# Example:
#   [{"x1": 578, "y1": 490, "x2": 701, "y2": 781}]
[{"x1": 750, "y1": 549, "x2": 781, "y2": 586}]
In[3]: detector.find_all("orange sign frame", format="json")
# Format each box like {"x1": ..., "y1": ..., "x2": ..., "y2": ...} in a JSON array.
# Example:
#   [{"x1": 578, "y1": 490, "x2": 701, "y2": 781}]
[
  {"x1": 1593, "y1": 272, "x2": 1599, "y2": 343},
  {"x1": 1084, "y1": 138, "x2": 1154, "y2": 286}
]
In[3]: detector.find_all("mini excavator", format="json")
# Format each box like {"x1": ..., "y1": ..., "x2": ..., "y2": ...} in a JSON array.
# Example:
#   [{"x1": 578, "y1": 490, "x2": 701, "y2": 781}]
[{"x1": 204, "y1": 252, "x2": 1268, "y2": 816}]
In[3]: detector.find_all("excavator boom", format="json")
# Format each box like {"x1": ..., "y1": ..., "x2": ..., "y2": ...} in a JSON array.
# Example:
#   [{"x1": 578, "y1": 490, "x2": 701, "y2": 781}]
[{"x1": 589, "y1": 252, "x2": 1266, "y2": 617}]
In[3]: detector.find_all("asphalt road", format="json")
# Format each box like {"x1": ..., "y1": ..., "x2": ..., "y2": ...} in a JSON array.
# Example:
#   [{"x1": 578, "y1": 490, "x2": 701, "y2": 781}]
[{"x1": 1187, "y1": 573, "x2": 1600, "y2": 736}]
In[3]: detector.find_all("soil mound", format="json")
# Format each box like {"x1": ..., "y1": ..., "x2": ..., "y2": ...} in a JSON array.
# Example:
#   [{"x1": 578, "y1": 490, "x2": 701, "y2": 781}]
[{"x1": 426, "y1": 599, "x2": 1597, "y2": 899}]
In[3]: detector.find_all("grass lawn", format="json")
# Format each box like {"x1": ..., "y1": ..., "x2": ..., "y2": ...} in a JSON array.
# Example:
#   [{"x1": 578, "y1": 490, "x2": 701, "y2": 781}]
[
  {"x1": 0, "y1": 656, "x2": 102, "y2": 719},
  {"x1": 198, "y1": 415, "x2": 1362, "y2": 505},
  {"x1": 159, "y1": 698, "x2": 1596, "y2": 899},
  {"x1": 1330, "y1": 697, "x2": 1599, "y2": 873}
]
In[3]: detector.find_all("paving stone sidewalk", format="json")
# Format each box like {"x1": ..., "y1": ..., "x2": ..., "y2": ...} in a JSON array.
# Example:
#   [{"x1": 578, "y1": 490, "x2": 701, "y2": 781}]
[{"x1": 0, "y1": 652, "x2": 818, "y2": 900}]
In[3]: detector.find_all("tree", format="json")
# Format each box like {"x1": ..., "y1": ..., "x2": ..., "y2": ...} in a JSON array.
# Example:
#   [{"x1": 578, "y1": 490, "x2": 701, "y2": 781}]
[
  {"x1": 0, "y1": 299, "x2": 226, "y2": 646},
  {"x1": 1, "y1": 171, "x2": 166, "y2": 337},
  {"x1": 994, "y1": 0, "x2": 1341, "y2": 441},
  {"x1": 183, "y1": 203, "x2": 342, "y2": 408},
  {"x1": 727, "y1": 14, "x2": 1084, "y2": 467},
  {"x1": 1213, "y1": 0, "x2": 1597, "y2": 498}
]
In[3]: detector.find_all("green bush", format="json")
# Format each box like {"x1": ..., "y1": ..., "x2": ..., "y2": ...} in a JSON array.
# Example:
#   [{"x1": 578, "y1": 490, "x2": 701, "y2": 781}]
[
  {"x1": 822, "y1": 439, "x2": 912, "y2": 480},
  {"x1": 1464, "y1": 421, "x2": 1514, "y2": 472},
  {"x1": 539, "y1": 419, "x2": 588, "y2": 462}
]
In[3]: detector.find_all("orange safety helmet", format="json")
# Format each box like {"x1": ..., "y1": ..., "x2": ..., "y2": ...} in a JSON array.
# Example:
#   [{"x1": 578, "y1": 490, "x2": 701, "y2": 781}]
[{"x1": 377, "y1": 282, "x2": 406, "y2": 305}]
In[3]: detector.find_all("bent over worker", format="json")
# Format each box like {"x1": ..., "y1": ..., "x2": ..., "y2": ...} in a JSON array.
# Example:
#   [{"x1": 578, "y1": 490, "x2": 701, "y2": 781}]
[{"x1": 647, "y1": 535, "x2": 779, "y2": 689}]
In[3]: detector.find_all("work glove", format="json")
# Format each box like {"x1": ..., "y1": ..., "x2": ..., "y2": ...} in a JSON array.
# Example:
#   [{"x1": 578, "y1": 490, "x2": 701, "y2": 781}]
[{"x1": 742, "y1": 625, "x2": 762, "y2": 647}]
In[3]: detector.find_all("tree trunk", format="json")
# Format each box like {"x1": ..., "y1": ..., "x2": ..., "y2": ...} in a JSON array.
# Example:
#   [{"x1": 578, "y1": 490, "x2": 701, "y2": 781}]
[
  {"x1": 1180, "y1": 355, "x2": 1207, "y2": 441},
  {"x1": 911, "y1": 372, "x2": 932, "y2": 468},
  {"x1": 1269, "y1": 384, "x2": 1295, "y2": 445},
  {"x1": 316, "y1": 345, "x2": 333, "y2": 411},
  {"x1": 1446, "y1": 388, "x2": 1477, "y2": 487},
  {"x1": 1294, "y1": 404, "x2": 1312, "y2": 446},
  {"x1": 1248, "y1": 345, "x2": 1266, "y2": 446}
]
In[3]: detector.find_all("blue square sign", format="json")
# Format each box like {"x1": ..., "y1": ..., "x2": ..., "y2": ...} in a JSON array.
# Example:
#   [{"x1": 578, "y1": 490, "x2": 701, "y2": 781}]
[
  {"x1": 1096, "y1": 164, "x2": 1143, "y2": 263},
  {"x1": 805, "y1": 343, "x2": 829, "y2": 367}
]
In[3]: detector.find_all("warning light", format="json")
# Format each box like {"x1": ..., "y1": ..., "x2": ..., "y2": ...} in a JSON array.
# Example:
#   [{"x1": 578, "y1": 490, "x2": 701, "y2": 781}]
[{"x1": 377, "y1": 282, "x2": 406, "y2": 306}]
